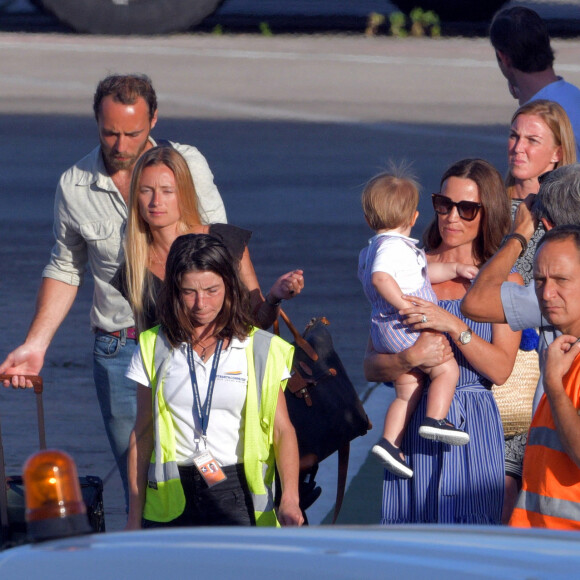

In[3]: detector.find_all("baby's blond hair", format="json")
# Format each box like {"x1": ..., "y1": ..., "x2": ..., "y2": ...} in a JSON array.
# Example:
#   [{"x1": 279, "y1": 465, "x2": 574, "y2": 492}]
[{"x1": 362, "y1": 166, "x2": 420, "y2": 231}]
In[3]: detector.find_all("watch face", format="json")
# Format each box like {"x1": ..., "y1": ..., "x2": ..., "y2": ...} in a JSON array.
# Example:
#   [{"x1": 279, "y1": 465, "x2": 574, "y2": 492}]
[{"x1": 459, "y1": 329, "x2": 472, "y2": 344}]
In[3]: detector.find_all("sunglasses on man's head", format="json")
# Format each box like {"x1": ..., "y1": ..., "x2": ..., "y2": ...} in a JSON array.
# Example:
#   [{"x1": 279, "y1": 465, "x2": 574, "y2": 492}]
[{"x1": 431, "y1": 194, "x2": 482, "y2": 222}]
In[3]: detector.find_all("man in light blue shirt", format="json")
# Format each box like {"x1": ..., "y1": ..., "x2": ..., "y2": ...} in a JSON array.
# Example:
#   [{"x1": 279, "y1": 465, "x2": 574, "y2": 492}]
[
  {"x1": 462, "y1": 164, "x2": 580, "y2": 411},
  {"x1": 490, "y1": 6, "x2": 580, "y2": 153},
  {"x1": 461, "y1": 164, "x2": 580, "y2": 522}
]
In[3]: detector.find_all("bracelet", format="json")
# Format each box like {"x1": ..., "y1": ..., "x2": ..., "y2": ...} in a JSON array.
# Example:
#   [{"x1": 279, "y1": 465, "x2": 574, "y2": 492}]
[
  {"x1": 503, "y1": 233, "x2": 528, "y2": 258},
  {"x1": 265, "y1": 293, "x2": 282, "y2": 307}
]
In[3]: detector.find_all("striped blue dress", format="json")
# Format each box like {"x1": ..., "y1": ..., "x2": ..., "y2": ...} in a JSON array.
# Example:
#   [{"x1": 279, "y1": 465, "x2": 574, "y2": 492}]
[{"x1": 380, "y1": 298, "x2": 505, "y2": 525}]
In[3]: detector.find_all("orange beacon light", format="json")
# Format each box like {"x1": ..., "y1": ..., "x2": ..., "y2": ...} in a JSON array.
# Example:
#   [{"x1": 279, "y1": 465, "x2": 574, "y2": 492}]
[{"x1": 23, "y1": 450, "x2": 91, "y2": 542}]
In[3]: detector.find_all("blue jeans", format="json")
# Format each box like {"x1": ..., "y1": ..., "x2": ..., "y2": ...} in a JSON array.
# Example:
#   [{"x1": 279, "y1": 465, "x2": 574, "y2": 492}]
[{"x1": 93, "y1": 329, "x2": 138, "y2": 508}]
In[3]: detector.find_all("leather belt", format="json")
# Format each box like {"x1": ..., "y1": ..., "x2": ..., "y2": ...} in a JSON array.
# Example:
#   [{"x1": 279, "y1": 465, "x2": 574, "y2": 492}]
[{"x1": 96, "y1": 327, "x2": 137, "y2": 340}]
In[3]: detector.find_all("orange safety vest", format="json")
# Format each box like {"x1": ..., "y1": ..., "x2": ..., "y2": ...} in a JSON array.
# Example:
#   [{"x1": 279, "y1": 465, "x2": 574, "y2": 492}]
[{"x1": 510, "y1": 355, "x2": 580, "y2": 530}]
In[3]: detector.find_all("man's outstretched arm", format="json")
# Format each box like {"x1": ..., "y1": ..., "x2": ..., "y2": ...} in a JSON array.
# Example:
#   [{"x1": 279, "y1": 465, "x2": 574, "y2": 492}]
[
  {"x1": 461, "y1": 196, "x2": 536, "y2": 323},
  {"x1": 0, "y1": 278, "x2": 78, "y2": 388}
]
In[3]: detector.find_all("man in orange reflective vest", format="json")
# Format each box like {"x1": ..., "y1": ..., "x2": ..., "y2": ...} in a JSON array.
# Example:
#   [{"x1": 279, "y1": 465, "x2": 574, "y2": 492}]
[{"x1": 510, "y1": 225, "x2": 580, "y2": 530}]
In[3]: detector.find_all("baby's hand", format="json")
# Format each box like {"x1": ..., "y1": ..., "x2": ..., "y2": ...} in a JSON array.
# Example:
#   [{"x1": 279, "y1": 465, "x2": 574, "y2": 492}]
[{"x1": 456, "y1": 264, "x2": 479, "y2": 280}]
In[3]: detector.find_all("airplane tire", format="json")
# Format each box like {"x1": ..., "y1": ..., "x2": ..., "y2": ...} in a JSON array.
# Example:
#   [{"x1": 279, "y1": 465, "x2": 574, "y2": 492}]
[{"x1": 36, "y1": 0, "x2": 223, "y2": 35}]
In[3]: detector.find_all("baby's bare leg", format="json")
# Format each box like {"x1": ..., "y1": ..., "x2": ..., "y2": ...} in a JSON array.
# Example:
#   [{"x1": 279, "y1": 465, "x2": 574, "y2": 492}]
[
  {"x1": 418, "y1": 358, "x2": 469, "y2": 446},
  {"x1": 425, "y1": 358, "x2": 460, "y2": 420},
  {"x1": 383, "y1": 370, "x2": 425, "y2": 447}
]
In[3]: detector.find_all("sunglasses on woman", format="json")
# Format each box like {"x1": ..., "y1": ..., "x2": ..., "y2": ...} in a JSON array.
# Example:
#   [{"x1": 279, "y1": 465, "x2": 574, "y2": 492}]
[{"x1": 431, "y1": 194, "x2": 482, "y2": 221}]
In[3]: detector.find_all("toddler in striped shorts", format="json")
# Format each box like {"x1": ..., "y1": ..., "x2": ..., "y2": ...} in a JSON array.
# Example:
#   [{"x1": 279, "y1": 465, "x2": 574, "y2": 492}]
[{"x1": 358, "y1": 168, "x2": 474, "y2": 478}]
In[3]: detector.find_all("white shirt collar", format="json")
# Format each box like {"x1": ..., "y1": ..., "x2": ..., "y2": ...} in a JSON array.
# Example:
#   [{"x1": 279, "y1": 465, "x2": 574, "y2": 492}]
[
  {"x1": 370, "y1": 232, "x2": 419, "y2": 244},
  {"x1": 179, "y1": 335, "x2": 248, "y2": 354}
]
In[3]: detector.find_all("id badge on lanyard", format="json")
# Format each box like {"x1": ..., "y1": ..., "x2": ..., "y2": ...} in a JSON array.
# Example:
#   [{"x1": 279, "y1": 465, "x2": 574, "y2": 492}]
[{"x1": 188, "y1": 339, "x2": 227, "y2": 487}]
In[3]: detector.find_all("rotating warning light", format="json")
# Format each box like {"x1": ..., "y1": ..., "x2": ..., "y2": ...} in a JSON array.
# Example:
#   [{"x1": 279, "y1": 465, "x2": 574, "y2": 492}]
[{"x1": 23, "y1": 450, "x2": 91, "y2": 542}]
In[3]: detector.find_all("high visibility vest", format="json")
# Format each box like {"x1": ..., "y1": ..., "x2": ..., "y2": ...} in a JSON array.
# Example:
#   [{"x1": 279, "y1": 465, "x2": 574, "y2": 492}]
[
  {"x1": 510, "y1": 355, "x2": 580, "y2": 530},
  {"x1": 138, "y1": 325, "x2": 294, "y2": 526}
]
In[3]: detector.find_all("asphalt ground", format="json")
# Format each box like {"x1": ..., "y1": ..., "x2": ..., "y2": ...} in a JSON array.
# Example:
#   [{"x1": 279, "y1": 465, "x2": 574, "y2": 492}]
[{"x1": 1, "y1": 32, "x2": 580, "y2": 529}]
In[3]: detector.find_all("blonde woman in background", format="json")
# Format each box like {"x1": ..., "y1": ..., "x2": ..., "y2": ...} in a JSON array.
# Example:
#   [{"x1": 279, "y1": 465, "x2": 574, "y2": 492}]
[
  {"x1": 507, "y1": 99, "x2": 576, "y2": 283},
  {"x1": 501, "y1": 99, "x2": 576, "y2": 523},
  {"x1": 114, "y1": 145, "x2": 304, "y2": 334}
]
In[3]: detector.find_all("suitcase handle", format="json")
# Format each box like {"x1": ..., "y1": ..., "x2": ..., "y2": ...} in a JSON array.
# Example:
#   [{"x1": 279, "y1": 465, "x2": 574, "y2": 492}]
[
  {"x1": 0, "y1": 374, "x2": 43, "y2": 393},
  {"x1": 0, "y1": 375, "x2": 46, "y2": 451},
  {"x1": 0, "y1": 375, "x2": 46, "y2": 541}
]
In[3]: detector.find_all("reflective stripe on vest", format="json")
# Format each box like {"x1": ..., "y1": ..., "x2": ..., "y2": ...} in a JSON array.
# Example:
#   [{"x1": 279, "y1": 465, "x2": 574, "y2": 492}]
[
  {"x1": 241, "y1": 329, "x2": 294, "y2": 525},
  {"x1": 251, "y1": 463, "x2": 274, "y2": 514},
  {"x1": 515, "y1": 490, "x2": 580, "y2": 523},
  {"x1": 512, "y1": 356, "x2": 580, "y2": 530},
  {"x1": 512, "y1": 422, "x2": 580, "y2": 529},
  {"x1": 252, "y1": 328, "x2": 271, "y2": 407},
  {"x1": 528, "y1": 425, "x2": 566, "y2": 454},
  {"x1": 139, "y1": 327, "x2": 186, "y2": 521},
  {"x1": 144, "y1": 328, "x2": 181, "y2": 488}
]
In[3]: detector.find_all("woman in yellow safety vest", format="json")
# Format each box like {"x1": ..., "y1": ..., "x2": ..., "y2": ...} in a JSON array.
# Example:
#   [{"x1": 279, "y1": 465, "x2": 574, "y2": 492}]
[{"x1": 125, "y1": 234, "x2": 303, "y2": 528}]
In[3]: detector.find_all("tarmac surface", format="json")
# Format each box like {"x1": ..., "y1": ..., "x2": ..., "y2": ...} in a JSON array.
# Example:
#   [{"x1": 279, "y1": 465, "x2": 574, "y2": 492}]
[{"x1": 1, "y1": 31, "x2": 580, "y2": 530}]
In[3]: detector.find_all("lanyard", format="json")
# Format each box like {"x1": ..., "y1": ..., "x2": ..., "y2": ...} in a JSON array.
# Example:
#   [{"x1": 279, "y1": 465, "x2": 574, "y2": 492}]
[{"x1": 187, "y1": 339, "x2": 223, "y2": 442}]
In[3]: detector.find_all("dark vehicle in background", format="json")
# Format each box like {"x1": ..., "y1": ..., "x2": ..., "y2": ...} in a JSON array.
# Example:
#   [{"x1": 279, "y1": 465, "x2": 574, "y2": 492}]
[{"x1": 21, "y1": 0, "x2": 509, "y2": 35}]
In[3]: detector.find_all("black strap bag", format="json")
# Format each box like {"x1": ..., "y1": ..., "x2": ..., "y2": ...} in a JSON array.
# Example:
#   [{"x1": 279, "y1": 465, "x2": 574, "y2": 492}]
[{"x1": 274, "y1": 310, "x2": 372, "y2": 522}]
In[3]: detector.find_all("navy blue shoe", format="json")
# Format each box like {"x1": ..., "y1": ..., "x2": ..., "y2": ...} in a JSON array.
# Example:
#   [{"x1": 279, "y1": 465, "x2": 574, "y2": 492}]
[
  {"x1": 371, "y1": 438, "x2": 413, "y2": 478},
  {"x1": 418, "y1": 417, "x2": 470, "y2": 446}
]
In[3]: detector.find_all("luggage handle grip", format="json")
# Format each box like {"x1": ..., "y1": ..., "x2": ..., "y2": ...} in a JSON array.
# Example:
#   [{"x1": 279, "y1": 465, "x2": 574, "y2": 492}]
[
  {"x1": 0, "y1": 374, "x2": 46, "y2": 450},
  {"x1": 274, "y1": 309, "x2": 319, "y2": 362},
  {"x1": 0, "y1": 374, "x2": 43, "y2": 393}
]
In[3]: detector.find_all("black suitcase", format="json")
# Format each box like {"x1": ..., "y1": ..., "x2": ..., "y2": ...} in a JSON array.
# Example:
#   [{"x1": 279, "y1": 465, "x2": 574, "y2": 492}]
[{"x1": 0, "y1": 374, "x2": 105, "y2": 548}]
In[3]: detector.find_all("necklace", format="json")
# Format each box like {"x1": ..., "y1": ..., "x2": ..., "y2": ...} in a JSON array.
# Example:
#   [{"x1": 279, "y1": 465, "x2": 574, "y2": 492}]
[
  {"x1": 196, "y1": 339, "x2": 217, "y2": 361},
  {"x1": 149, "y1": 245, "x2": 164, "y2": 265}
]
